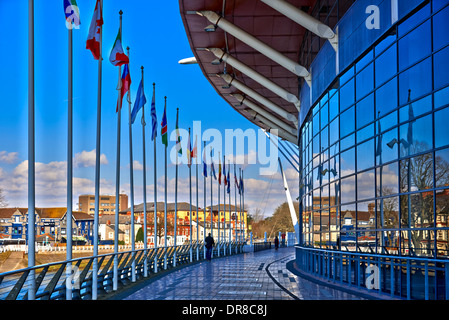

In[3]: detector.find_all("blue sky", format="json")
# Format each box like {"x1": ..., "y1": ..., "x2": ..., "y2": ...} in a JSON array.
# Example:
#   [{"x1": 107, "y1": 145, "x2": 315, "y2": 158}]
[{"x1": 0, "y1": 0, "x2": 299, "y2": 218}]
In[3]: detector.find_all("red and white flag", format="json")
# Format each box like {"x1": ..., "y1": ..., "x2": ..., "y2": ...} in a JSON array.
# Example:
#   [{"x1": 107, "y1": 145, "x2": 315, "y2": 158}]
[{"x1": 86, "y1": 0, "x2": 103, "y2": 60}]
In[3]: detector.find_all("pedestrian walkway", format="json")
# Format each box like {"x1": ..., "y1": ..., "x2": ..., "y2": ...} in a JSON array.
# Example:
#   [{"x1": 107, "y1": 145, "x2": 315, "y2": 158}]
[{"x1": 119, "y1": 247, "x2": 364, "y2": 300}]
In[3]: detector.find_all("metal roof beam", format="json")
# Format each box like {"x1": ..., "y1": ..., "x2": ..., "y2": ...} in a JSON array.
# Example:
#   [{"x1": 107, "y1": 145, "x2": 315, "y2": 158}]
[
  {"x1": 208, "y1": 48, "x2": 300, "y2": 111},
  {"x1": 219, "y1": 73, "x2": 298, "y2": 128},
  {"x1": 260, "y1": 0, "x2": 338, "y2": 51},
  {"x1": 197, "y1": 10, "x2": 312, "y2": 86},
  {"x1": 231, "y1": 93, "x2": 297, "y2": 137}
]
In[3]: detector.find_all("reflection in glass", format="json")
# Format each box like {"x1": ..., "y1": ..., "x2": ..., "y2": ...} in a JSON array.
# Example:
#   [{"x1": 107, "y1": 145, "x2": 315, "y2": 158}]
[
  {"x1": 356, "y1": 93, "x2": 374, "y2": 129},
  {"x1": 341, "y1": 147, "x2": 355, "y2": 177},
  {"x1": 340, "y1": 79, "x2": 355, "y2": 111},
  {"x1": 356, "y1": 63, "x2": 374, "y2": 100},
  {"x1": 398, "y1": 20, "x2": 431, "y2": 71},
  {"x1": 356, "y1": 200, "x2": 376, "y2": 251},
  {"x1": 432, "y1": 4, "x2": 449, "y2": 51},
  {"x1": 399, "y1": 58, "x2": 432, "y2": 105},
  {"x1": 435, "y1": 189, "x2": 449, "y2": 257},
  {"x1": 399, "y1": 114, "x2": 433, "y2": 157},
  {"x1": 357, "y1": 170, "x2": 375, "y2": 201},
  {"x1": 376, "y1": 43, "x2": 397, "y2": 86},
  {"x1": 435, "y1": 149, "x2": 449, "y2": 188},
  {"x1": 434, "y1": 45, "x2": 449, "y2": 90},
  {"x1": 399, "y1": 95, "x2": 431, "y2": 123},
  {"x1": 435, "y1": 107, "x2": 449, "y2": 149},
  {"x1": 329, "y1": 90, "x2": 339, "y2": 120},
  {"x1": 340, "y1": 107, "x2": 355, "y2": 138},
  {"x1": 340, "y1": 133, "x2": 355, "y2": 152},
  {"x1": 376, "y1": 77, "x2": 398, "y2": 117},
  {"x1": 400, "y1": 153, "x2": 434, "y2": 193},
  {"x1": 329, "y1": 117, "x2": 339, "y2": 146},
  {"x1": 378, "y1": 127, "x2": 398, "y2": 164},
  {"x1": 357, "y1": 139, "x2": 374, "y2": 171},
  {"x1": 340, "y1": 175, "x2": 356, "y2": 204},
  {"x1": 376, "y1": 162, "x2": 399, "y2": 196}
]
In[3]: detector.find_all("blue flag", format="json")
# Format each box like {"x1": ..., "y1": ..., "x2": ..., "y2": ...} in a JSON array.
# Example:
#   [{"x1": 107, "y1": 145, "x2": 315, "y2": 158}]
[
  {"x1": 203, "y1": 151, "x2": 208, "y2": 177},
  {"x1": 211, "y1": 161, "x2": 217, "y2": 180},
  {"x1": 226, "y1": 166, "x2": 230, "y2": 194},
  {"x1": 150, "y1": 85, "x2": 157, "y2": 141},
  {"x1": 131, "y1": 78, "x2": 146, "y2": 124}
]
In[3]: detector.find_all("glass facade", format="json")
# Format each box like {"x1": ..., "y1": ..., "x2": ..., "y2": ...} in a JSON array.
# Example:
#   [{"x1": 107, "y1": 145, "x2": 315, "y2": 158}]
[{"x1": 299, "y1": 1, "x2": 449, "y2": 259}]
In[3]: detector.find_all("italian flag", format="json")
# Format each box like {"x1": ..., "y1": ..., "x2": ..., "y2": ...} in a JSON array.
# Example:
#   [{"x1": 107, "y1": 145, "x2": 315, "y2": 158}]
[
  {"x1": 86, "y1": 0, "x2": 103, "y2": 60},
  {"x1": 109, "y1": 29, "x2": 129, "y2": 66}
]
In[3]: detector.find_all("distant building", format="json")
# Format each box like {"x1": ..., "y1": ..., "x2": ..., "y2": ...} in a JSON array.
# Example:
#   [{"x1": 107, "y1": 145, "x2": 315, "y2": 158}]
[{"x1": 78, "y1": 194, "x2": 128, "y2": 215}]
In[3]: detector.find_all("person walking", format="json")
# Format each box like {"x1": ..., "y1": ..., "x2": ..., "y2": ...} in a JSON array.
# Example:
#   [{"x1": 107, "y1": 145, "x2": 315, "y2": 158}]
[
  {"x1": 274, "y1": 236, "x2": 279, "y2": 251},
  {"x1": 205, "y1": 233, "x2": 215, "y2": 261}
]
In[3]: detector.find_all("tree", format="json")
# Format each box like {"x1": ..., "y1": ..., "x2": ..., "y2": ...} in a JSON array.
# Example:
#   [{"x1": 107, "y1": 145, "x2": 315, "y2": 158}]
[
  {"x1": 135, "y1": 227, "x2": 144, "y2": 243},
  {"x1": 0, "y1": 188, "x2": 7, "y2": 208}
]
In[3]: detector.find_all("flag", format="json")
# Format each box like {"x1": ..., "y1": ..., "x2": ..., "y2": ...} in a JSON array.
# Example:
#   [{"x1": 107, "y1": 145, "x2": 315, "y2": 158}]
[
  {"x1": 202, "y1": 151, "x2": 207, "y2": 177},
  {"x1": 175, "y1": 110, "x2": 182, "y2": 155},
  {"x1": 64, "y1": 0, "x2": 81, "y2": 27},
  {"x1": 223, "y1": 160, "x2": 227, "y2": 186},
  {"x1": 187, "y1": 131, "x2": 192, "y2": 168},
  {"x1": 86, "y1": 0, "x2": 102, "y2": 60},
  {"x1": 218, "y1": 158, "x2": 222, "y2": 185},
  {"x1": 234, "y1": 170, "x2": 240, "y2": 191},
  {"x1": 131, "y1": 77, "x2": 146, "y2": 124},
  {"x1": 226, "y1": 166, "x2": 230, "y2": 194},
  {"x1": 150, "y1": 85, "x2": 157, "y2": 141},
  {"x1": 109, "y1": 28, "x2": 129, "y2": 66},
  {"x1": 161, "y1": 101, "x2": 168, "y2": 147},
  {"x1": 240, "y1": 173, "x2": 244, "y2": 194},
  {"x1": 211, "y1": 161, "x2": 217, "y2": 180},
  {"x1": 192, "y1": 136, "x2": 197, "y2": 159},
  {"x1": 117, "y1": 64, "x2": 131, "y2": 112}
]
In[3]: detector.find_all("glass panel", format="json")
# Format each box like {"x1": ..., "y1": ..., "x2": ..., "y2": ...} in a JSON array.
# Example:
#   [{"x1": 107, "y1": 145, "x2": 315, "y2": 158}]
[
  {"x1": 435, "y1": 106, "x2": 449, "y2": 149},
  {"x1": 313, "y1": 111, "x2": 320, "y2": 136},
  {"x1": 375, "y1": 32, "x2": 396, "y2": 57},
  {"x1": 340, "y1": 66, "x2": 354, "y2": 86},
  {"x1": 329, "y1": 90, "x2": 339, "y2": 121},
  {"x1": 376, "y1": 77, "x2": 398, "y2": 118},
  {"x1": 377, "y1": 161, "x2": 399, "y2": 196},
  {"x1": 356, "y1": 62, "x2": 374, "y2": 100},
  {"x1": 340, "y1": 133, "x2": 355, "y2": 152},
  {"x1": 356, "y1": 93, "x2": 375, "y2": 129},
  {"x1": 398, "y1": 3, "x2": 430, "y2": 36},
  {"x1": 436, "y1": 189, "x2": 449, "y2": 257},
  {"x1": 375, "y1": 43, "x2": 397, "y2": 86},
  {"x1": 400, "y1": 153, "x2": 434, "y2": 192},
  {"x1": 340, "y1": 106, "x2": 355, "y2": 138},
  {"x1": 356, "y1": 50, "x2": 373, "y2": 72},
  {"x1": 433, "y1": 4, "x2": 449, "y2": 51},
  {"x1": 398, "y1": 20, "x2": 431, "y2": 71},
  {"x1": 340, "y1": 204, "x2": 356, "y2": 249},
  {"x1": 357, "y1": 170, "x2": 375, "y2": 201},
  {"x1": 329, "y1": 117, "x2": 339, "y2": 146},
  {"x1": 357, "y1": 200, "x2": 376, "y2": 251},
  {"x1": 399, "y1": 57, "x2": 432, "y2": 105},
  {"x1": 399, "y1": 94, "x2": 432, "y2": 122},
  {"x1": 434, "y1": 45, "x2": 449, "y2": 90},
  {"x1": 399, "y1": 114, "x2": 433, "y2": 157},
  {"x1": 434, "y1": 85, "x2": 449, "y2": 109},
  {"x1": 435, "y1": 148, "x2": 449, "y2": 188},
  {"x1": 357, "y1": 139, "x2": 375, "y2": 171},
  {"x1": 377, "y1": 110, "x2": 397, "y2": 134},
  {"x1": 320, "y1": 102, "x2": 329, "y2": 130},
  {"x1": 340, "y1": 79, "x2": 355, "y2": 112},
  {"x1": 379, "y1": 196, "x2": 400, "y2": 228},
  {"x1": 358, "y1": 123, "x2": 374, "y2": 144},
  {"x1": 341, "y1": 147, "x2": 355, "y2": 177},
  {"x1": 341, "y1": 175, "x2": 356, "y2": 204},
  {"x1": 313, "y1": 134, "x2": 320, "y2": 155}
]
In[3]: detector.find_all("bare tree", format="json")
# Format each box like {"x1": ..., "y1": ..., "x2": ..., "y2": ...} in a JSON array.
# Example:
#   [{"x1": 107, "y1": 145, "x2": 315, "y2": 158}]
[{"x1": 0, "y1": 187, "x2": 7, "y2": 208}]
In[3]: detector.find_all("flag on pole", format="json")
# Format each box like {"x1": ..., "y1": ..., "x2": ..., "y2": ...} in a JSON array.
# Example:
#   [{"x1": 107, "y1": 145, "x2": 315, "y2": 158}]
[
  {"x1": 131, "y1": 77, "x2": 146, "y2": 124},
  {"x1": 203, "y1": 150, "x2": 208, "y2": 177},
  {"x1": 211, "y1": 161, "x2": 217, "y2": 180},
  {"x1": 117, "y1": 64, "x2": 131, "y2": 112},
  {"x1": 218, "y1": 158, "x2": 222, "y2": 185},
  {"x1": 175, "y1": 110, "x2": 182, "y2": 155},
  {"x1": 150, "y1": 85, "x2": 157, "y2": 141},
  {"x1": 64, "y1": 0, "x2": 81, "y2": 27},
  {"x1": 223, "y1": 160, "x2": 227, "y2": 186},
  {"x1": 161, "y1": 100, "x2": 168, "y2": 147},
  {"x1": 226, "y1": 165, "x2": 230, "y2": 194},
  {"x1": 109, "y1": 28, "x2": 129, "y2": 66},
  {"x1": 234, "y1": 169, "x2": 240, "y2": 191},
  {"x1": 240, "y1": 173, "x2": 244, "y2": 195},
  {"x1": 187, "y1": 130, "x2": 192, "y2": 168},
  {"x1": 192, "y1": 136, "x2": 198, "y2": 159},
  {"x1": 86, "y1": 0, "x2": 102, "y2": 60}
]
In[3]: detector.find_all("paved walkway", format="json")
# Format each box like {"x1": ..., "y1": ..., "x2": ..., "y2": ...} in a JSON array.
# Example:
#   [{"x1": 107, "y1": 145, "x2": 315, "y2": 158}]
[{"x1": 120, "y1": 247, "x2": 364, "y2": 300}]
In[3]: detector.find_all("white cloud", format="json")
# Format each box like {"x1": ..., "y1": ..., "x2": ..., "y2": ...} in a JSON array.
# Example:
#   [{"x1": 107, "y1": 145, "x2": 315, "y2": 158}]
[
  {"x1": 0, "y1": 151, "x2": 18, "y2": 164},
  {"x1": 74, "y1": 149, "x2": 108, "y2": 168}
]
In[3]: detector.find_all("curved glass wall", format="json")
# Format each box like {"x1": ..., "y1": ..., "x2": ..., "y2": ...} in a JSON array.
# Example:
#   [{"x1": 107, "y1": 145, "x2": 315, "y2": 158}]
[{"x1": 299, "y1": 1, "x2": 449, "y2": 259}]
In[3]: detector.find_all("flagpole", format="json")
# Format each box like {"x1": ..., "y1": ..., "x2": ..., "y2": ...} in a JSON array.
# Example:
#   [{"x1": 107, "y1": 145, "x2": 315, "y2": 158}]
[
  {"x1": 140, "y1": 66, "x2": 148, "y2": 278},
  {"x1": 28, "y1": 0, "x2": 36, "y2": 301},
  {"x1": 174, "y1": 108, "x2": 179, "y2": 267},
  {"x1": 92, "y1": 0, "x2": 103, "y2": 300},
  {"x1": 152, "y1": 83, "x2": 157, "y2": 273},
  {"x1": 188, "y1": 128, "x2": 193, "y2": 262},
  {"x1": 163, "y1": 96, "x2": 168, "y2": 269},
  {"x1": 113, "y1": 9, "x2": 123, "y2": 292},
  {"x1": 242, "y1": 169, "x2": 245, "y2": 244},
  {"x1": 217, "y1": 152, "x2": 220, "y2": 257},
  {"x1": 239, "y1": 167, "x2": 242, "y2": 250},
  {"x1": 203, "y1": 141, "x2": 207, "y2": 259},
  {"x1": 223, "y1": 154, "x2": 226, "y2": 256},
  {"x1": 228, "y1": 161, "x2": 232, "y2": 255},
  {"x1": 196, "y1": 137, "x2": 199, "y2": 260},
  {"x1": 66, "y1": 18, "x2": 74, "y2": 301},
  {"x1": 210, "y1": 147, "x2": 213, "y2": 247},
  {"x1": 234, "y1": 163, "x2": 237, "y2": 253}
]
